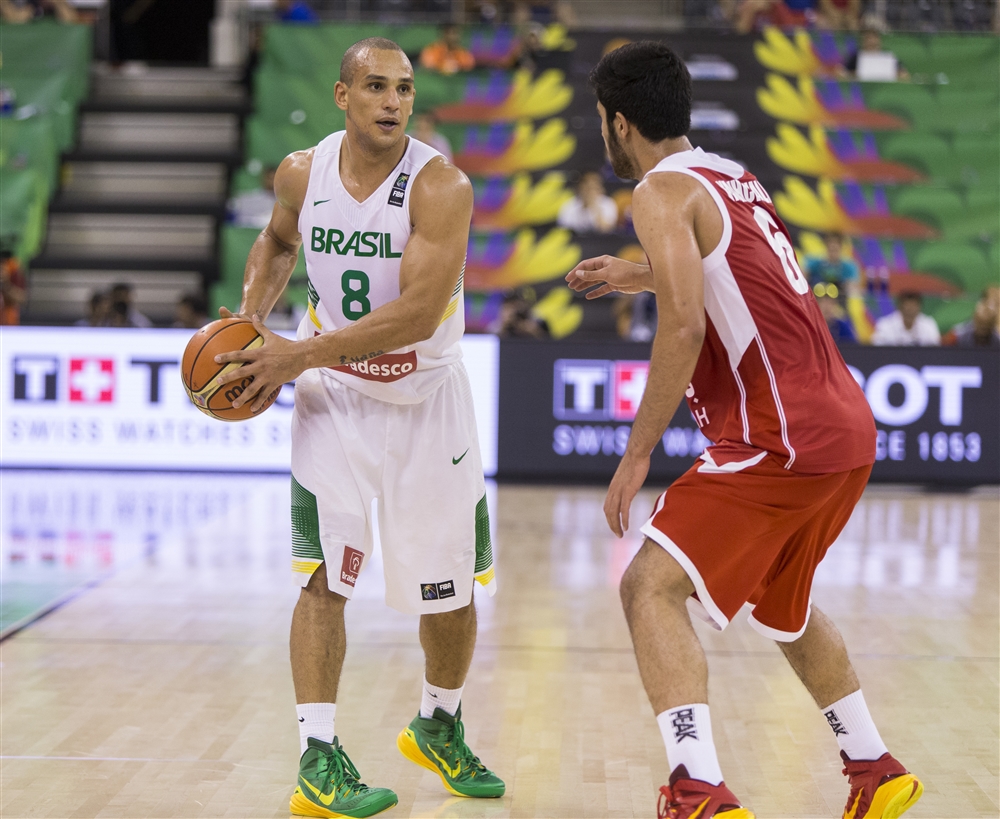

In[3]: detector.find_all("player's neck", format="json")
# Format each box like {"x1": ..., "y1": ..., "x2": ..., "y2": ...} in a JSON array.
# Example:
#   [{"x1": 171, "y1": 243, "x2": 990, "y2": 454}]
[
  {"x1": 634, "y1": 136, "x2": 695, "y2": 177},
  {"x1": 339, "y1": 130, "x2": 409, "y2": 201}
]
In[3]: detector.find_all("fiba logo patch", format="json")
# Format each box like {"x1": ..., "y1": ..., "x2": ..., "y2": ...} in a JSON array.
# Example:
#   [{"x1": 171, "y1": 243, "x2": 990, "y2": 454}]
[
  {"x1": 421, "y1": 580, "x2": 456, "y2": 601},
  {"x1": 388, "y1": 172, "x2": 409, "y2": 208},
  {"x1": 341, "y1": 546, "x2": 364, "y2": 587}
]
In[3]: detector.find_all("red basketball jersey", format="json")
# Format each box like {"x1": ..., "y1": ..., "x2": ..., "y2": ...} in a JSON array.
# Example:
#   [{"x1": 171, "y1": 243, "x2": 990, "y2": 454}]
[{"x1": 647, "y1": 149, "x2": 875, "y2": 474}]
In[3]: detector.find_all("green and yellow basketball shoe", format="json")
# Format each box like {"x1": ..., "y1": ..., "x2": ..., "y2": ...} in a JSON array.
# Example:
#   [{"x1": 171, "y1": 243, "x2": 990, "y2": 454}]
[
  {"x1": 290, "y1": 737, "x2": 398, "y2": 818},
  {"x1": 397, "y1": 705, "x2": 505, "y2": 798}
]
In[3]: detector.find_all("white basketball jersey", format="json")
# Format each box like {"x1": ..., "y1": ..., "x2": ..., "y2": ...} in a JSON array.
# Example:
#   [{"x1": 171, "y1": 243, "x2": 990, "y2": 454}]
[{"x1": 296, "y1": 132, "x2": 465, "y2": 404}]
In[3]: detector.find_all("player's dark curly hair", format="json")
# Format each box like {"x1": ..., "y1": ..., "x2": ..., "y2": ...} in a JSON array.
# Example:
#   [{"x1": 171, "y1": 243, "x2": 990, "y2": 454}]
[{"x1": 589, "y1": 41, "x2": 691, "y2": 141}]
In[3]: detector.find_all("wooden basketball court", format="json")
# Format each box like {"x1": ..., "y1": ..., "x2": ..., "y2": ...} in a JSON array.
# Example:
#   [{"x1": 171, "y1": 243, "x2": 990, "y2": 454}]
[{"x1": 1, "y1": 474, "x2": 997, "y2": 818}]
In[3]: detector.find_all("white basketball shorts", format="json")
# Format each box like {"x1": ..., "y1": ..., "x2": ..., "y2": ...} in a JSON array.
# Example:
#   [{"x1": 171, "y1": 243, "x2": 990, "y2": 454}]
[{"x1": 289, "y1": 362, "x2": 497, "y2": 615}]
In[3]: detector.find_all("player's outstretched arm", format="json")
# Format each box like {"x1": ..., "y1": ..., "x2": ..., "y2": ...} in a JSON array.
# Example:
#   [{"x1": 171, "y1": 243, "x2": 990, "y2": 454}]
[
  {"x1": 604, "y1": 174, "x2": 708, "y2": 537},
  {"x1": 565, "y1": 255, "x2": 653, "y2": 299}
]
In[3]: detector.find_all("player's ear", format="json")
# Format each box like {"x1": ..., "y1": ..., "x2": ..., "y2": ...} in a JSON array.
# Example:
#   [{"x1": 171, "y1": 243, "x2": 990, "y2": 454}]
[
  {"x1": 334, "y1": 80, "x2": 349, "y2": 112},
  {"x1": 615, "y1": 111, "x2": 629, "y2": 140}
]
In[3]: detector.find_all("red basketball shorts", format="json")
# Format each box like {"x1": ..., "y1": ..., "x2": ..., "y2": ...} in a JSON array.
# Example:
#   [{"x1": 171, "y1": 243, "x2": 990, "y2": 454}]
[{"x1": 640, "y1": 445, "x2": 872, "y2": 641}]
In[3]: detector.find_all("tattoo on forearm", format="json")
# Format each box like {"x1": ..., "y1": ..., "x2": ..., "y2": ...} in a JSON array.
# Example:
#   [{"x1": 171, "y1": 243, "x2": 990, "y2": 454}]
[{"x1": 339, "y1": 350, "x2": 384, "y2": 365}]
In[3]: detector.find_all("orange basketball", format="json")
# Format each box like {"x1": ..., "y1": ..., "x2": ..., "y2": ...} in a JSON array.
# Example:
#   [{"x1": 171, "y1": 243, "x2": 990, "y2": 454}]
[{"x1": 181, "y1": 317, "x2": 280, "y2": 421}]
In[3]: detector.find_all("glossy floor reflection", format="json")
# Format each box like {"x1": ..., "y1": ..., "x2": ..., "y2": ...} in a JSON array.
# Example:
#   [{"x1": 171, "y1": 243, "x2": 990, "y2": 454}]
[{"x1": 1, "y1": 472, "x2": 997, "y2": 818}]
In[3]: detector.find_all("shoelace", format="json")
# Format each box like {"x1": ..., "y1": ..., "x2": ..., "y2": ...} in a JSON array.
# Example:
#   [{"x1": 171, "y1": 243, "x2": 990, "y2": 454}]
[
  {"x1": 317, "y1": 742, "x2": 369, "y2": 796},
  {"x1": 443, "y1": 719, "x2": 489, "y2": 778},
  {"x1": 656, "y1": 786, "x2": 680, "y2": 819}
]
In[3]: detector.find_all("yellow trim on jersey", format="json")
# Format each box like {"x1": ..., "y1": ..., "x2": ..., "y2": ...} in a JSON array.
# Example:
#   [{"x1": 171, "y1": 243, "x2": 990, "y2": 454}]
[
  {"x1": 308, "y1": 302, "x2": 322, "y2": 330},
  {"x1": 474, "y1": 566, "x2": 495, "y2": 586},
  {"x1": 439, "y1": 297, "x2": 459, "y2": 325}
]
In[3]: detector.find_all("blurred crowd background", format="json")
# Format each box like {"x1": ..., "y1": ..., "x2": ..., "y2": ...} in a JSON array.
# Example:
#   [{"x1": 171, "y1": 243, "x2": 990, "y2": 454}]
[{"x1": 1, "y1": 0, "x2": 998, "y2": 349}]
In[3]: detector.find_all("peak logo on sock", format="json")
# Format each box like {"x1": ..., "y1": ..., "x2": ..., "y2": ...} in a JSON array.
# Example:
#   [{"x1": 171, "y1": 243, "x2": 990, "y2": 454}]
[
  {"x1": 670, "y1": 708, "x2": 698, "y2": 742},
  {"x1": 824, "y1": 709, "x2": 848, "y2": 736}
]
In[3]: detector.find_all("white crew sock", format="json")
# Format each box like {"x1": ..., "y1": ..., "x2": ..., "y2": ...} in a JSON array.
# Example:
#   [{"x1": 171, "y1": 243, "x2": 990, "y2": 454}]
[
  {"x1": 656, "y1": 703, "x2": 724, "y2": 786},
  {"x1": 420, "y1": 677, "x2": 463, "y2": 719},
  {"x1": 297, "y1": 702, "x2": 336, "y2": 755},
  {"x1": 822, "y1": 690, "x2": 889, "y2": 761}
]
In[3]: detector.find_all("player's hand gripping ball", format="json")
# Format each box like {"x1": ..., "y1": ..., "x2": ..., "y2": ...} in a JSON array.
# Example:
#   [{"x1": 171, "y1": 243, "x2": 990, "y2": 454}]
[{"x1": 181, "y1": 318, "x2": 280, "y2": 420}]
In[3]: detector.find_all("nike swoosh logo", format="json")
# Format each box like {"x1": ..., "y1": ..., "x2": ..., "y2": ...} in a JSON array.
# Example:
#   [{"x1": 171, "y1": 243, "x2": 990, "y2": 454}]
[
  {"x1": 300, "y1": 775, "x2": 338, "y2": 806},
  {"x1": 428, "y1": 745, "x2": 461, "y2": 779},
  {"x1": 452, "y1": 449, "x2": 469, "y2": 465},
  {"x1": 313, "y1": 199, "x2": 331, "y2": 206},
  {"x1": 298, "y1": 717, "x2": 305, "y2": 722}
]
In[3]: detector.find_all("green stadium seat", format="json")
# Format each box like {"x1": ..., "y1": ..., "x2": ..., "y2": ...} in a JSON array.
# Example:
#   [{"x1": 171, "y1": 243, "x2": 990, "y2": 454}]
[
  {"x1": 0, "y1": 167, "x2": 47, "y2": 260},
  {"x1": 911, "y1": 241, "x2": 992, "y2": 293},
  {"x1": 878, "y1": 132, "x2": 952, "y2": 179}
]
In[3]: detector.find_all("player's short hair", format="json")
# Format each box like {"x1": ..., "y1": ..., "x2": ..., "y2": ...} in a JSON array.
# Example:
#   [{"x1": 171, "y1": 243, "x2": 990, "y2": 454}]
[
  {"x1": 340, "y1": 37, "x2": 407, "y2": 86},
  {"x1": 589, "y1": 41, "x2": 691, "y2": 142}
]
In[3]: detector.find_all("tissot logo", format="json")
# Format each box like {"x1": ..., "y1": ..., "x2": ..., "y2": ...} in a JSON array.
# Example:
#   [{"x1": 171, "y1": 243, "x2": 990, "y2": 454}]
[
  {"x1": 553, "y1": 360, "x2": 611, "y2": 421},
  {"x1": 553, "y1": 359, "x2": 649, "y2": 422},
  {"x1": 68, "y1": 358, "x2": 115, "y2": 403},
  {"x1": 13, "y1": 356, "x2": 59, "y2": 401}
]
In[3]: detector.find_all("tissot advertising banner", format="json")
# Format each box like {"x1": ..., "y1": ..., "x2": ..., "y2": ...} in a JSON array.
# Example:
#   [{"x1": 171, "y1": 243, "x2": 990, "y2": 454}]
[
  {"x1": 0, "y1": 328, "x2": 499, "y2": 475},
  {"x1": 498, "y1": 340, "x2": 999, "y2": 485}
]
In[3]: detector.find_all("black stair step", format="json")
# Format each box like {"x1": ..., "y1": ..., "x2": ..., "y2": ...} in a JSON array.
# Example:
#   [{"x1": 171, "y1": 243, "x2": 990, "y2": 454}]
[
  {"x1": 81, "y1": 98, "x2": 251, "y2": 116},
  {"x1": 49, "y1": 198, "x2": 228, "y2": 217},
  {"x1": 62, "y1": 148, "x2": 243, "y2": 166},
  {"x1": 31, "y1": 254, "x2": 219, "y2": 277}
]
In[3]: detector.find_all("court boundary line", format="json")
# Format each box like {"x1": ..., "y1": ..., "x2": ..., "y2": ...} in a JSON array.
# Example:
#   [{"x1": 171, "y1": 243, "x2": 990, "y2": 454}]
[{"x1": 0, "y1": 569, "x2": 118, "y2": 643}]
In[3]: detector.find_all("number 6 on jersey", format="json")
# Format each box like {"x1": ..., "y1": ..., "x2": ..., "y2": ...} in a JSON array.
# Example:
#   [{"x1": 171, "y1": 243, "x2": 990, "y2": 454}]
[{"x1": 752, "y1": 206, "x2": 809, "y2": 295}]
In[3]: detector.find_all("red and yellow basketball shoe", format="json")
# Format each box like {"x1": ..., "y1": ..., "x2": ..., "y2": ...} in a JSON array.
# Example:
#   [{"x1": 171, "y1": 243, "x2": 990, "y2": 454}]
[
  {"x1": 841, "y1": 751, "x2": 923, "y2": 819},
  {"x1": 657, "y1": 766, "x2": 755, "y2": 819}
]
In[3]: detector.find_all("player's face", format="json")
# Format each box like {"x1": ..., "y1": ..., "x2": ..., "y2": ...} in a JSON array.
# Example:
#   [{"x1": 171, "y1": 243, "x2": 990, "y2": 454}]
[
  {"x1": 338, "y1": 48, "x2": 415, "y2": 152},
  {"x1": 598, "y1": 102, "x2": 638, "y2": 181}
]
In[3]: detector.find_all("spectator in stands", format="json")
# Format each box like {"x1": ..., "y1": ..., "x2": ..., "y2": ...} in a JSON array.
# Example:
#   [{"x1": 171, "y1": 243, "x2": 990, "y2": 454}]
[
  {"x1": 816, "y1": 292, "x2": 857, "y2": 343},
  {"x1": 871, "y1": 292, "x2": 940, "y2": 346},
  {"x1": 411, "y1": 112, "x2": 453, "y2": 161},
  {"x1": 819, "y1": 0, "x2": 860, "y2": 29},
  {"x1": 511, "y1": 22, "x2": 546, "y2": 73},
  {"x1": 0, "y1": 251, "x2": 26, "y2": 325},
  {"x1": 840, "y1": 23, "x2": 910, "y2": 79},
  {"x1": 275, "y1": 0, "x2": 318, "y2": 23},
  {"x1": 173, "y1": 292, "x2": 209, "y2": 329},
  {"x1": 735, "y1": 0, "x2": 817, "y2": 33},
  {"x1": 613, "y1": 292, "x2": 658, "y2": 342},
  {"x1": 107, "y1": 283, "x2": 153, "y2": 328},
  {"x1": 805, "y1": 232, "x2": 861, "y2": 295},
  {"x1": 76, "y1": 290, "x2": 110, "y2": 327},
  {"x1": 420, "y1": 24, "x2": 476, "y2": 75},
  {"x1": 557, "y1": 172, "x2": 619, "y2": 234},
  {"x1": 511, "y1": 1, "x2": 576, "y2": 26},
  {"x1": 0, "y1": 0, "x2": 78, "y2": 23},
  {"x1": 496, "y1": 290, "x2": 548, "y2": 338},
  {"x1": 227, "y1": 166, "x2": 278, "y2": 229},
  {"x1": 948, "y1": 289, "x2": 1000, "y2": 348}
]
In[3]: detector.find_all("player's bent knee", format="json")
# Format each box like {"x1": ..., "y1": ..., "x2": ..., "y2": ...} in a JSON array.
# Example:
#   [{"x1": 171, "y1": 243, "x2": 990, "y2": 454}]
[{"x1": 620, "y1": 539, "x2": 694, "y2": 613}]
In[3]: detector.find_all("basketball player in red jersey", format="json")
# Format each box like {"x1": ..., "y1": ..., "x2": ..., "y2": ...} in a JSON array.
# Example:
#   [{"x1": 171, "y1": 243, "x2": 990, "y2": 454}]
[{"x1": 566, "y1": 43, "x2": 923, "y2": 819}]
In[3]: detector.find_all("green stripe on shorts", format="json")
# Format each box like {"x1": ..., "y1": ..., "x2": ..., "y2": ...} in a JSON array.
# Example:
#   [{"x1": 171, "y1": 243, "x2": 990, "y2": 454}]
[
  {"x1": 474, "y1": 494, "x2": 493, "y2": 573},
  {"x1": 291, "y1": 475, "x2": 323, "y2": 561}
]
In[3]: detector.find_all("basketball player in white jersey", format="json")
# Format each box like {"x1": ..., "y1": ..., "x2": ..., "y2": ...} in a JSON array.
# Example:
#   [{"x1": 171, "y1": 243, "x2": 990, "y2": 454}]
[{"x1": 214, "y1": 37, "x2": 503, "y2": 818}]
